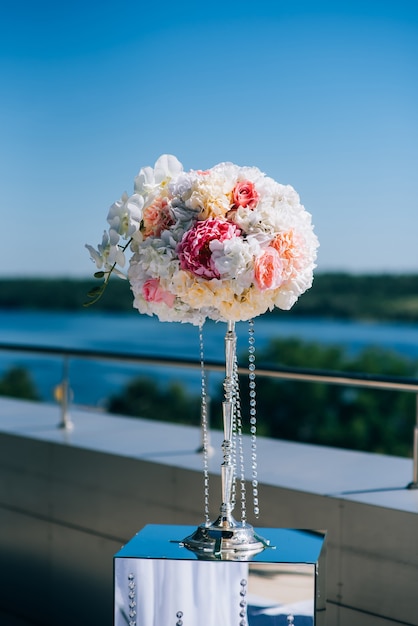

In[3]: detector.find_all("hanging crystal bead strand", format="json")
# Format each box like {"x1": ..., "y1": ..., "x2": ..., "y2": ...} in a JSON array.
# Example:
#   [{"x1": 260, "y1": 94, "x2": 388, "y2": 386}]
[
  {"x1": 239, "y1": 579, "x2": 248, "y2": 626},
  {"x1": 127, "y1": 573, "x2": 136, "y2": 626},
  {"x1": 199, "y1": 324, "x2": 210, "y2": 526},
  {"x1": 233, "y1": 348, "x2": 247, "y2": 524},
  {"x1": 248, "y1": 319, "x2": 260, "y2": 518},
  {"x1": 229, "y1": 339, "x2": 238, "y2": 512},
  {"x1": 230, "y1": 365, "x2": 237, "y2": 510}
]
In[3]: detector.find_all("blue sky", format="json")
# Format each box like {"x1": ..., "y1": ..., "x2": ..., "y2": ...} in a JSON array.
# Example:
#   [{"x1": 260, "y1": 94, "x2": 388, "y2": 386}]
[{"x1": 1, "y1": 0, "x2": 417, "y2": 277}]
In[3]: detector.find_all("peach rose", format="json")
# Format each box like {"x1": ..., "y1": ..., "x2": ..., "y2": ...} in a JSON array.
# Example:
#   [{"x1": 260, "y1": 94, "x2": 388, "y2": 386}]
[
  {"x1": 142, "y1": 198, "x2": 174, "y2": 238},
  {"x1": 271, "y1": 230, "x2": 304, "y2": 279},
  {"x1": 232, "y1": 180, "x2": 259, "y2": 209},
  {"x1": 254, "y1": 247, "x2": 284, "y2": 291}
]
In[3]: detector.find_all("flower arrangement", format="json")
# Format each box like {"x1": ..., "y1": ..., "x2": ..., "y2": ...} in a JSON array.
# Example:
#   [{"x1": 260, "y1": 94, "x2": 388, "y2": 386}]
[{"x1": 86, "y1": 155, "x2": 319, "y2": 325}]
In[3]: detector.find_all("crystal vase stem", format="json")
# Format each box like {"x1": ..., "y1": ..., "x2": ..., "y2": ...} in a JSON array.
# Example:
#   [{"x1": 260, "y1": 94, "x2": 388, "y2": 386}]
[{"x1": 220, "y1": 320, "x2": 237, "y2": 522}]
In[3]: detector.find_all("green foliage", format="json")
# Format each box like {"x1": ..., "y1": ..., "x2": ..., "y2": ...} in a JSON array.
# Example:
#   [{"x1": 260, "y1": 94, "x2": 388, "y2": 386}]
[
  {"x1": 0, "y1": 277, "x2": 134, "y2": 312},
  {"x1": 227, "y1": 339, "x2": 418, "y2": 457},
  {"x1": 0, "y1": 366, "x2": 40, "y2": 401},
  {"x1": 286, "y1": 272, "x2": 418, "y2": 321},
  {"x1": 107, "y1": 376, "x2": 201, "y2": 425}
]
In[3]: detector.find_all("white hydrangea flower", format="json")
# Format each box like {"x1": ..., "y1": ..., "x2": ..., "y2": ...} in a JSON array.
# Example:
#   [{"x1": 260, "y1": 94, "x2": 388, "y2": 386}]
[
  {"x1": 184, "y1": 171, "x2": 232, "y2": 218},
  {"x1": 211, "y1": 236, "x2": 255, "y2": 291},
  {"x1": 169, "y1": 171, "x2": 195, "y2": 201}
]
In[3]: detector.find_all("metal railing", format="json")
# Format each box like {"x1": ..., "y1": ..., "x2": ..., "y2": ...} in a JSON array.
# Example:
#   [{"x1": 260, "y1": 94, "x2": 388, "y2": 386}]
[{"x1": 1, "y1": 341, "x2": 417, "y2": 488}]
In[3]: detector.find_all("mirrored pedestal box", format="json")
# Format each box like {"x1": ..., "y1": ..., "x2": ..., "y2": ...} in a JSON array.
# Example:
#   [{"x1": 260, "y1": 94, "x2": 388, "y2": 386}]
[{"x1": 114, "y1": 524, "x2": 326, "y2": 626}]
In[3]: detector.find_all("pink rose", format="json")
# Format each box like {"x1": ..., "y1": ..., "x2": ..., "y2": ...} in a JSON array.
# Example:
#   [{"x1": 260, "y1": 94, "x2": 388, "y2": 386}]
[
  {"x1": 177, "y1": 218, "x2": 241, "y2": 279},
  {"x1": 142, "y1": 278, "x2": 175, "y2": 307},
  {"x1": 232, "y1": 180, "x2": 259, "y2": 209},
  {"x1": 254, "y1": 247, "x2": 284, "y2": 290}
]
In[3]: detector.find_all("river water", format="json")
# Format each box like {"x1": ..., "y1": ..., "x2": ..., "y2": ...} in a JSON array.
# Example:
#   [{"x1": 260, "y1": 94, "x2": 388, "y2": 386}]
[{"x1": 0, "y1": 310, "x2": 417, "y2": 407}]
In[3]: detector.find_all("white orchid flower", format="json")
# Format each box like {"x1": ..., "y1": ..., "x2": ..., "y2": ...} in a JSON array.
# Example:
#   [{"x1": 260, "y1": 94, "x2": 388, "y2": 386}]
[
  {"x1": 153, "y1": 154, "x2": 183, "y2": 185},
  {"x1": 85, "y1": 231, "x2": 111, "y2": 269},
  {"x1": 85, "y1": 230, "x2": 125, "y2": 272},
  {"x1": 107, "y1": 192, "x2": 144, "y2": 243},
  {"x1": 134, "y1": 154, "x2": 183, "y2": 205}
]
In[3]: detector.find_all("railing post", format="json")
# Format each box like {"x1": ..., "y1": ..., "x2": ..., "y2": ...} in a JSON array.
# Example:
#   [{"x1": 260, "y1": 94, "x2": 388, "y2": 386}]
[
  {"x1": 56, "y1": 356, "x2": 74, "y2": 431},
  {"x1": 408, "y1": 393, "x2": 418, "y2": 489}
]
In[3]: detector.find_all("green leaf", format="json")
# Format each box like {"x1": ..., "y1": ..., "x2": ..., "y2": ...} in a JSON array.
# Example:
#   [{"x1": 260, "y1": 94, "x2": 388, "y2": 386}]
[
  {"x1": 87, "y1": 286, "x2": 103, "y2": 297},
  {"x1": 94, "y1": 271, "x2": 105, "y2": 279}
]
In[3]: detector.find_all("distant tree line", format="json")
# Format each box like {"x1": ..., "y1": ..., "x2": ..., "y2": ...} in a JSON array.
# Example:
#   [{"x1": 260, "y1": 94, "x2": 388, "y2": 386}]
[
  {"x1": 0, "y1": 367, "x2": 39, "y2": 401},
  {"x1": 295, "y1": 272, "x2": 418, "y2": 322},
  {"x1": 1, "y1": 273, "x2": 418, "y2": 321},
  {"x1": 0, "y1": 277, "x2": 133, "y2": 312}
]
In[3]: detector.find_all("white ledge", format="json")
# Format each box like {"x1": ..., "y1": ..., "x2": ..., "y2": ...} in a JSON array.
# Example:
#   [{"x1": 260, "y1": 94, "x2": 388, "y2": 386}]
[{"x1": 0, "y1": 396, "x2": 415, "y2": 511}]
